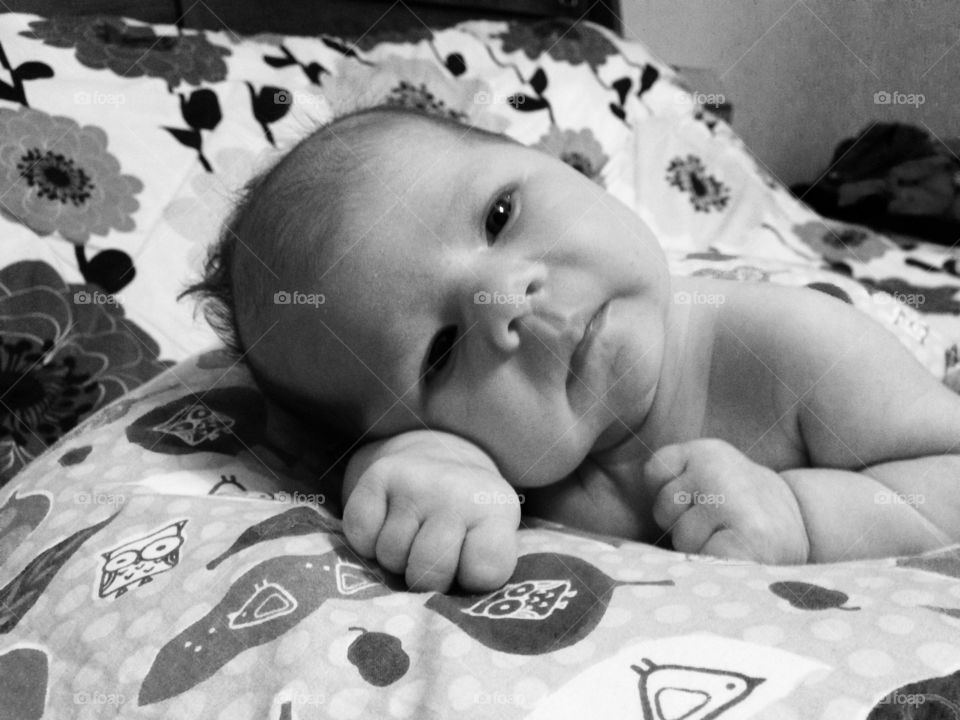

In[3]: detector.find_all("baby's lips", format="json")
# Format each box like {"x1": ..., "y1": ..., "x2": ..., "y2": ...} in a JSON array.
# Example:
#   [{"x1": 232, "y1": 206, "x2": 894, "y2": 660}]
[
  {"x1": 514, "y1": 308, "x2": 586, "y2": 357},
  {"x1": 568, "y1": 301, "x2": 611, "y2": 378}
]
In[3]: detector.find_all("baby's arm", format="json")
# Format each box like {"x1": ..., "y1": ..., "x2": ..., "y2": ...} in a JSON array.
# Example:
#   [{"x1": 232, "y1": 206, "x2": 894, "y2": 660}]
[
  {"x1": 342, "y1": 430, "x2": 521, "y2": 592},
  {"x1": 775, "y1": 289, "x2": 960, "y2": 558},
  {"x1": 780, "y1": 458, "x2": 960, "y2": 560},
  {"x1": 648, "y1": 440, "x2": 958, "y2": 563},
  {"x1": 662, "y1": 281, "x2": 960, "y2": 562}
]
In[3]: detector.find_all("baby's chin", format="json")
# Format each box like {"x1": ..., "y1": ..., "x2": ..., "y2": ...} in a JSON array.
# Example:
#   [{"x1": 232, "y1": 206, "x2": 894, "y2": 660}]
[
  {"x1": 498, "y1": 442, "x2": 590, "y2": 489},
  {"x1": 588, "y1": 382, "x2": 659, "y2": 455}
]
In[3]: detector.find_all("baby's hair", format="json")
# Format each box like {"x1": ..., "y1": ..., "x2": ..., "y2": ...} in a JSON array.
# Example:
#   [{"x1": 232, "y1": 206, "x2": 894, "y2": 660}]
[{"x1": 181, "y1": 103, "x2": 515, "y2": 454}]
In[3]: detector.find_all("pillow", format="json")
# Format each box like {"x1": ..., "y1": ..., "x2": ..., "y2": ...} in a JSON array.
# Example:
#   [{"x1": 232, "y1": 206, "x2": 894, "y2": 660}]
[{"x1": 5, "y1": 346, "x2": 960, "y2": 720}]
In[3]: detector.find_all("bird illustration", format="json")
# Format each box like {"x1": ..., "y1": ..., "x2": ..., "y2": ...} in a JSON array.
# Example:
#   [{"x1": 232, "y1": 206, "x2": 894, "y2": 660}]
[{"x1": 632, "y1": 658, "x2": 764, "y2": 720}]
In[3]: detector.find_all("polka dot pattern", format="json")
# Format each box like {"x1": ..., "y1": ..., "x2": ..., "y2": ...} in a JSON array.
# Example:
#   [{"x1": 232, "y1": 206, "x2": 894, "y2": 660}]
[{"x1": 5, "y1": 215, "x2": 960, "y2": 719}]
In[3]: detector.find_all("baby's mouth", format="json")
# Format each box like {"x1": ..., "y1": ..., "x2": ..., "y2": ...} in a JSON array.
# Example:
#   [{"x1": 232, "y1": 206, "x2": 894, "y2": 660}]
[{"x1": 567, "y1": 300, "x2": 611, "y2": 386}]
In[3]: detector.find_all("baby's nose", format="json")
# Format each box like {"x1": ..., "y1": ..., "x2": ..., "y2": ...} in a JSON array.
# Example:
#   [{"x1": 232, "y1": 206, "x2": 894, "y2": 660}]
[{"x1": 464, "y1": 266, "x2": 544, "y2": 354}]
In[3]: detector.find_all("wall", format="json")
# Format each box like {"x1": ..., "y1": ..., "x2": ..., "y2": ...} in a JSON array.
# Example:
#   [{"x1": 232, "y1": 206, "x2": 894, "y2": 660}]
[{"x1": 621, "y1": 0, "x2": 960, "y2": 187}]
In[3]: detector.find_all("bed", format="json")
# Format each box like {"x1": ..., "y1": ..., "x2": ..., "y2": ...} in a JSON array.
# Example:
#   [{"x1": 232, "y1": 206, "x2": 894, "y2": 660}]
[{"x1": 2, "y1": 2, "x2": 960, "y2": 718}]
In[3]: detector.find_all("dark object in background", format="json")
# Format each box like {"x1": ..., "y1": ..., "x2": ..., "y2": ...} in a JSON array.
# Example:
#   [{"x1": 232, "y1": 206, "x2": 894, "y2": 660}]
[{"x1": 791, "y1": 123, "x2": 960, "y2": 244}]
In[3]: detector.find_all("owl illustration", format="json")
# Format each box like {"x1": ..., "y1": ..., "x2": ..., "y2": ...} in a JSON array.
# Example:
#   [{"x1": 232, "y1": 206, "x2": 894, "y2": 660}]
[
  {"x1": 152, "y1": 404, "x2": 234, "y2": 446},
  {"x1": 99, "y1": 521, "x2": 187, "y2": 599},
  {"x1": 463, "y1": 580, "x2": 578, "y2": 621},
  {"x1": 632, "y1": 658, "x2": 764, "y2": 720}
]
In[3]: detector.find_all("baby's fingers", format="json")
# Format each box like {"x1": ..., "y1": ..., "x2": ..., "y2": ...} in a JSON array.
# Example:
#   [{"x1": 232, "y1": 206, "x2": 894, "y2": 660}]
[
  {"x1": 405, "y1": 513, "x2": 465, "y2": 593},
  {"x1": 668, "y1": 504, "x2": 723, "y2": 555},
  {"x1": 644, "y1": 443, "x2": 690, "y2": 490},
  {"x1": 701, "y1": 528, "x2": 759, "y2": 563},
  {"x1": 652, "y1": 478, "x2": 697, "y2": 532},
  {"x1": 373, "y1": 499, "x2": 422, "y2": 577},
  {"x1": 458, "y1": 516, "x2": 518, "y2": 593},
  {"x1": 342, "y1": 477, "x2": 388, "y2": 559}
]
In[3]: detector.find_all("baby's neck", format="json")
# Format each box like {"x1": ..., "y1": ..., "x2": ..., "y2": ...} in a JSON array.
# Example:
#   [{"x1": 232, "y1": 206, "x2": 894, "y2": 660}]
[{"x1": 590, "y1": 274, "x2": 717, "y2": 465}]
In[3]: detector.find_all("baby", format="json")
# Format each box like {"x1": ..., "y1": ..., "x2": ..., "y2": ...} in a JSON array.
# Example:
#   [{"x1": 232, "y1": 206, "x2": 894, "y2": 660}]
[{"x1": 185, "y1": 104, "x2": 960, "y2": 594}]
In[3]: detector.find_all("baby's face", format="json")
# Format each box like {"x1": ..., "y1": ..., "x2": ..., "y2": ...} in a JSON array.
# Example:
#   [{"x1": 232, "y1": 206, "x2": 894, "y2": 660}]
[{"x1": 277, "y1": 122, "x2": 671, "y2": 485}]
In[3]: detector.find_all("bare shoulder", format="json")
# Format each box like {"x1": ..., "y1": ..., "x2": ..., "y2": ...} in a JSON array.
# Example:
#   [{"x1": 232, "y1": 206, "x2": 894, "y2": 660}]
[{"x1": 700, "y1": 277, "x2": 960, "y2": 467}]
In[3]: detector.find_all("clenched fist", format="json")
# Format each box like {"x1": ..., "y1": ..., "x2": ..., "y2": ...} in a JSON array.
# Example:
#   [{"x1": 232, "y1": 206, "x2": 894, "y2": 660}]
[
  {"x1": 342, "y1": 430, "x2": 521, "y2": 592},
  {"x1": 645, "y1": 439, "x2": 810, "y2": 564}
]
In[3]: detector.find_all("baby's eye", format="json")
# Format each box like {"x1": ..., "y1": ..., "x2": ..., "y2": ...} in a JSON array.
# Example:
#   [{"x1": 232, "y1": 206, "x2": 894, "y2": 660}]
[
  {"x1": 424, "y1": 326, "x2": 458, "y2": 382},
  {"x1": 485, "y1": 192, "x2": 513, "y2": 242}
]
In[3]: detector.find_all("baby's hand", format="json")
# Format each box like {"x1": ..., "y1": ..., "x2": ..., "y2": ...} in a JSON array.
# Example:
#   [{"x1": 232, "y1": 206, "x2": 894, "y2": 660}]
[
  {"x1": 646, "y1": 439, "x2": 810, "y2": 564},
  {"x1": 342, "y1": 430, "x2": 520, "y2": 593}
]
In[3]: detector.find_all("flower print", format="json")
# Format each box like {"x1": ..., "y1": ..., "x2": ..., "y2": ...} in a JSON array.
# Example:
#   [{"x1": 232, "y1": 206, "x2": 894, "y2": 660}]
[
  {"x1": 665, "y1": 155, "x2": 730, "y2": 213},
  {"x1": 352, "y1": 25, "x2": 433, "y2": 52},
  {"x1": 162, "y1": 146, "x2": 259, "y2": 266},
  {"x1": 495, "y1": 19, "x2": 618, "y2": 70},
  {"x1": 0, "y1": 261, "x2": 169, "y2": 484},
  {"x1": 0, "y1": 107, "x2": 143, "y2": 244},
  {"x1": 324, "y1": 56, "x2": 508, "y2": 133},
  {"x1": 23, "y1": 16, "x2": 230, "y2": 90},
  {"x1": 533, "y1": 126, "x2": 608, "y2": 185},
  {"x1": 692, "y1": 265, "x2": 771, "y2": 282},
  {"x1": 793, "y1": 221, "x2": 889, "y2": 264}
]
